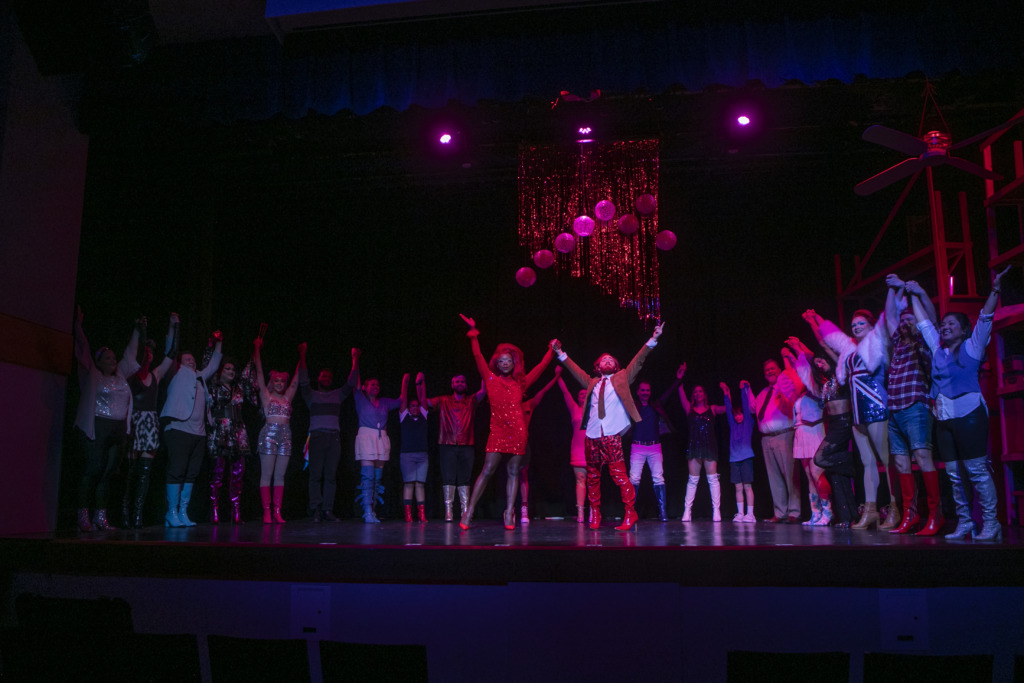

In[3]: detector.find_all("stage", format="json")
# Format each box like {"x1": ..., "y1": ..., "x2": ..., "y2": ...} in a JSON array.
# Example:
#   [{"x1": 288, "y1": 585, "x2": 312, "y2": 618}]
[
  {"x1": 4, "y1": 520, "x2": 1024, "y2": 682},
  {"x1": 4, "y1": 518, "x2": 1024, "y2": 588}
]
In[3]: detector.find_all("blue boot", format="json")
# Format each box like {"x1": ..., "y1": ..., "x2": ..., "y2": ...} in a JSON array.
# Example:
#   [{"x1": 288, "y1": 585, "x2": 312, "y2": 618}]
[
  {"x1": 358, "y1": 465, "x2": 378, "y2": 523},
  {"x1": 179, "y1": 483, "x2": 197, "y2": 527},
  {"x1": 165, "y1": 484, "x2": 184, "y2": 527},
  {"x1": 653, "y1": 484, "x2": 668, "y2": 521},
  {"x1": 373, "y1": 466, "x2": 386, "y2": 520}
]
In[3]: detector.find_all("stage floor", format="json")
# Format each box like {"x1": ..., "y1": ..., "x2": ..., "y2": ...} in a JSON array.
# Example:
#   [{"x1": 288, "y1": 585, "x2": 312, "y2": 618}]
[{"x1": 4, "y1": 518, "x2": 1024, "y2": 588}]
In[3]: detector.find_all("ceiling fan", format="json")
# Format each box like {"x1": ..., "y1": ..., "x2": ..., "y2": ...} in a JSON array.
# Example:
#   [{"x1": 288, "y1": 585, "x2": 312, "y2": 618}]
[{"x1": 854, "y1": 115, "x2": 1023, "y2": 196}]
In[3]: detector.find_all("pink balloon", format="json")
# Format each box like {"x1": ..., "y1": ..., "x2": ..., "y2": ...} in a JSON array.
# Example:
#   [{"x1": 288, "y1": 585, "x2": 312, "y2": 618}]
[
  {"x1": 533, "y1": 249, "x2": 555, "y2": 269},
  {"x1": 655, "y1": 230, "x2": 677, "y2": 251},
  {"x1": 634, "y1": 193, "x2": 657, "y2": 216},
  {"x1": 555, "y1": 232, "x2": 576, "y2": 253},
  {"x1": 515, "y1": 266, "x2": 537, "y2": 287},
  {"x1": 618, "y1": 214, "x2": 640, "y2": 234},
  {"x1": 573, "y1": 215, "x2": 595, "y2": 237},
  {"x1": 594, "y1": 200, "x2": 616, "y2": 221}
]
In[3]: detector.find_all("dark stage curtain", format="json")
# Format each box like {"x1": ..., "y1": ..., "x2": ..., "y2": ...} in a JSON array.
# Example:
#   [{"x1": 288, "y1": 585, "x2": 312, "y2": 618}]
[{"x1": 82, "y1": 3, "x2": 1023, "y2": 128}]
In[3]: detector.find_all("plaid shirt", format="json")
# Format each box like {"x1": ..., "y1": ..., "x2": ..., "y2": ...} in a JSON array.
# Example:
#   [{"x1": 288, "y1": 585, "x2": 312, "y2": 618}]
[{"x1": 887, "y1": 330, "x2": 931, "y2": 411}]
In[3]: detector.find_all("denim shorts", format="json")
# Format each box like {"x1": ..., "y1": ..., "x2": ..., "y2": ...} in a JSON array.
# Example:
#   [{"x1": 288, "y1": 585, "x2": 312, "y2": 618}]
[
  {"x1": 400, "y1": 451, "x2": 429, "y2": 482},
  {"x1": 888, "y1": 401, "x2": 933, "y2": 455},
  {"x1": 730, "y1": 457, "x2": 754, "y2": 484}
]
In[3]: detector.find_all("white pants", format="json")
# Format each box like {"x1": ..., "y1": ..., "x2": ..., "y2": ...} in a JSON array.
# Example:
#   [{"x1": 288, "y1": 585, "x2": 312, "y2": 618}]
[{"x1": 628, "y1": 443, "x2": 665, "y2": 485}]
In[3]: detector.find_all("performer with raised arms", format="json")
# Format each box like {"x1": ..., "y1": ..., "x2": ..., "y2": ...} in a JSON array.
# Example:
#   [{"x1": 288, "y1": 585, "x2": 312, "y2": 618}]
[
  {"x1": 458, "y1": 315, "x2": 554, "y2": 530},
  {"x1": 551, "y1": 321, "x2": 665, "y2": 531}
]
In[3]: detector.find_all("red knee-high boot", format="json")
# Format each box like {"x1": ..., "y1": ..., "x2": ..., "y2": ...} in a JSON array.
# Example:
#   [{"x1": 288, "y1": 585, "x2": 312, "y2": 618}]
[
  {"x1": 915, "y1": 470, "x2": 945, "y2": 536},
  {"x1": 260, "y1": 486, "x2": 272, "y2": 524},
  {"x1": 609, "y1": 460, "x2": 638, "y2": 531},
  {"x1": 891, "y1": 473, "x2": 920, "y2": 534},
  {"x1": 272, "y1": 486, "x2": 286, "y2": 523},
  {"x1": 586, "y1": 464, "x2": 602, "y2": 529}
]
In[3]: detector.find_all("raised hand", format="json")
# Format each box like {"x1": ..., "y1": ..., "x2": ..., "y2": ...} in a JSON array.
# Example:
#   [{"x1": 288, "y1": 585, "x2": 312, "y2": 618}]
[
  {"x1": 298, "y1": 342, "x2": 308, "y2": 355},
  {"x1": 993, "y1": 265, "x2": 1012, "y2": 290},
  {"x1": 676, "y1": 363, "x2": 687, "y2": 380},
  {"x1": 253, "y1": 338, "x2": 263, "y2": 350},
  {"x1": 351, "y1": 347, "x2": 361, "y2": 359},
  {"x1": 776, "y1": 370, "x2": 795, "y2": 396},
  {"x1": 212, "y1": 330, "x2": 223, "y2": 342},
  {"x1": 550, "y1": 339, "x2": 562, "y2": 353},
  {"x1": 416, "y1": 371, "x2": 425, "y2": 384},
  {"x1": 739, "y1": 379, "x2": 751, "y2": 391},
  {"x1": 904, "y1": 280, "x2": 925, "y2": 297},
  {"x1": 459, "y1": 314, "x2": 476, "y2": 329},
  {"x1": 652, "y1": 321, "x2": 665, "y2": 339},
  {"x1": 885, "y1": 273, "x2": 904, "y2": 290},
  {"x1": 719, "y1": 382, "x2": 730, "y2": 396},
  {"x1": 169, "y1": 312, "x2": 180, "y2": 327}
]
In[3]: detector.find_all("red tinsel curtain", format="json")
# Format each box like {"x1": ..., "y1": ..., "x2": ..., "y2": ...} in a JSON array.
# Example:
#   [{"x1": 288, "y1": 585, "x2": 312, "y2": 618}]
[{"x1": 518, "y1": 139, "x2": 661, "y2": 321}]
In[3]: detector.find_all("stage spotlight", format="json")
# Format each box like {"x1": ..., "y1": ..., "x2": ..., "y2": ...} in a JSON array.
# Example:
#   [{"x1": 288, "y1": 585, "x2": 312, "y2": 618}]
[
  {"x1": 431, "y1": 127, "x2": 464, "y2": 156},
  {"x1": 728, "y1": 107, "x2": 759, "y2": 135},
  {"x1": 576, "y1": 126, "x2": 594, "y2": 143},
  {"x1": 719, "y1": 100, "x2": 764, "y2": 151}
]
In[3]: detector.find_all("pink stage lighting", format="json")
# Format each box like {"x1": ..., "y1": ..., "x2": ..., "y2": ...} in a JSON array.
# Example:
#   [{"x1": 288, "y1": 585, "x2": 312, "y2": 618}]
[
  {"x1": 439, "y1": 133, "x2": 453, "y2": 145},
  {"x1": 737, "y1": 115, "x2": 751, "y2": 126},
  {"x1": 576, "y1": 126, "x2": 594, "y2": 143}
]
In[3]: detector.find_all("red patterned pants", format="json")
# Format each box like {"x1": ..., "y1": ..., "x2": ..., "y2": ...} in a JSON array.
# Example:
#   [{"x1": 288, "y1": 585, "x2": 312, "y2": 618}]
[{"x1": 584, "y1": 435, "x2": 636, "y2": 510}]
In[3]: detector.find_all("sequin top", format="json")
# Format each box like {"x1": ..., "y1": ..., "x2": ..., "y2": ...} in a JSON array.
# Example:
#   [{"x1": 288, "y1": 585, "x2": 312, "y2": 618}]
[
  {"x1": 820, "y1": 376, "x2": 849, "y2": 404},
  {"x1": 95, "y1": 375, "x2": 131, "y2": 420},
  {"x1": 687, "y1": 408, "x2": 718, "y2": 460},
  {"x1": 265, "y1": 395, "x2": 292, "y2": 419}
]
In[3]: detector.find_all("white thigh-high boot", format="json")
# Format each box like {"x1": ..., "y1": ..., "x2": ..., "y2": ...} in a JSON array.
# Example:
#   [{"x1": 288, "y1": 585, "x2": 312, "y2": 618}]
[
  {"x1": 707, "y1": 473, "x2": 721, "y2": 522},
  {"x1": 681, "y1": 475, "x2": 699, "y2": 522}
]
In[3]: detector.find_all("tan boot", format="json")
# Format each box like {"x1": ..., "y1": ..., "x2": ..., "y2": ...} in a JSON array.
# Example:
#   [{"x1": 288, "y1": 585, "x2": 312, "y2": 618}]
[
  {"x1": 879, "y1": 500, "x2": 901, "y2": 530},
  {"x1": 852, "y1": 501, "x2": 879, "y2": 530}
]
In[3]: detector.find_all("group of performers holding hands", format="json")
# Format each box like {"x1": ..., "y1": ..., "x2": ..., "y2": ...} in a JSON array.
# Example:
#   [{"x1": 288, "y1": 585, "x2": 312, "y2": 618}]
[{"x1": 71, "y1": 265, "x2": 1011, "y2": 540}]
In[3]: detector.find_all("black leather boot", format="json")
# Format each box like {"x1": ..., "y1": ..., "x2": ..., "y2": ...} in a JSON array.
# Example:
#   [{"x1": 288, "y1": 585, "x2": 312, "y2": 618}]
[
  {"x1": 122, "y1": 457, "x2": 138, "y2": 528},
  {"x1": 132, "y1": 457, "x2": 153, "y2": 529}
]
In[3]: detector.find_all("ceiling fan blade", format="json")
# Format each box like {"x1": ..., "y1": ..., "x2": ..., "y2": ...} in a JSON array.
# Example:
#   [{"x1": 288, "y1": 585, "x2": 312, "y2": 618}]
[
  {"x1": 854, "y1": 158, "x2": 924, "y2": 196},
  {"x1": 862, "y1": 125, "x2": 927, "y2": 156},
  {"x1": 945, "y1": 155, "x2": 1003, "y2": 180},
  {"x1": 949, "y1": 114, "x2": 1024, "y2": 150}
]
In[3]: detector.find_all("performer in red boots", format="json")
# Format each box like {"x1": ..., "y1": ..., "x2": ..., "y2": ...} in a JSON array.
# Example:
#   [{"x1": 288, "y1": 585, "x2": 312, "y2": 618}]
[
  {"x1": 253, "y1": 338, "x2": 301, "y2": 524},
  {"x1": 883, "y1": 274, "x2": 942, "y2": 535},
  {"x1": 551, "y1": 321, "x2": 665, "y2": 531}
]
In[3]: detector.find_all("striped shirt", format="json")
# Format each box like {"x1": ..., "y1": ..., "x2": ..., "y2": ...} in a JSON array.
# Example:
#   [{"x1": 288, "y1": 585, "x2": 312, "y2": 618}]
[{"x1": 299, "y1": 368, "x2": 354, "y2": 432}]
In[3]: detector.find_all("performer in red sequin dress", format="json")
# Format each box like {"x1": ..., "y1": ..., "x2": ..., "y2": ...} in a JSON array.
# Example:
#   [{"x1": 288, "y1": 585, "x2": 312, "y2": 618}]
[{"x1": 458, "y1": 315, "x2": 554, "y2": 530}]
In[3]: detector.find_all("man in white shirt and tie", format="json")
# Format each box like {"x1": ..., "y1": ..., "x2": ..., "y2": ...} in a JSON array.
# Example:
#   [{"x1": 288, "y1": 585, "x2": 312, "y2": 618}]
[{"x1": 551, "y1": 322, "x2": 664, "y2": 531}]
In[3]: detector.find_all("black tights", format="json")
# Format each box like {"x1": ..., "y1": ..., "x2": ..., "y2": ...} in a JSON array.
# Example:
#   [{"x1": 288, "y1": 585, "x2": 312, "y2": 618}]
[{"x1": 77, "y1": 418, "x2": 126, "y2": 509}]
